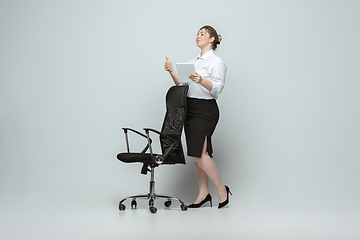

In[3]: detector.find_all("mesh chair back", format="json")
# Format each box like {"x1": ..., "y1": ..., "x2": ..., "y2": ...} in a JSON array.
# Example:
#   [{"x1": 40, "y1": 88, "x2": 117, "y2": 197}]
[{"x1": 160, "y1": 85, "x2": 189, "y2": 164}]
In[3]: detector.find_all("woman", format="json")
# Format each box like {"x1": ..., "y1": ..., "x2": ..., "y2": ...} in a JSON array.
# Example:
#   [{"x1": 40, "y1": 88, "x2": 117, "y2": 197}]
[{"x1": 164, "y1": 25, "x2": 231, "y2": 209}]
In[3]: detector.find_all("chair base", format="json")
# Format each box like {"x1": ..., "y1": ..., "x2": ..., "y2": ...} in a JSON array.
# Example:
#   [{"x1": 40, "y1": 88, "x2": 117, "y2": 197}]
[
  {"x1": 118, "y1": 193, "x2": 188, "y2": 213},
  {"x1": 118, "y1": 166, "x2": 188, "y2": 214}
]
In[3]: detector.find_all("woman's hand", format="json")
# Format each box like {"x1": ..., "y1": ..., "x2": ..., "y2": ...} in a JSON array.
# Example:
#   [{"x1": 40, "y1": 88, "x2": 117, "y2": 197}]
[
  {"x1": 164, "y1": 57, "x2": 173, "y2": 72},
  {"x1": 164, "y1": 56, "x2": 180, "y2": 85},
  {"x1": 189, "y1": 73, "x2": 203, "y2": 84}
]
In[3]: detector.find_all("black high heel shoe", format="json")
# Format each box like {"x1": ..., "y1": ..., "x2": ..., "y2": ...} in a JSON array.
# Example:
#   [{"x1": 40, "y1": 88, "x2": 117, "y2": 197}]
[
  {"x1": 218, "y1": 185, "x2": 232, "y2": 209},
  {"x1": 187, "y1": 194, "x2": 212, "y2": 208}
]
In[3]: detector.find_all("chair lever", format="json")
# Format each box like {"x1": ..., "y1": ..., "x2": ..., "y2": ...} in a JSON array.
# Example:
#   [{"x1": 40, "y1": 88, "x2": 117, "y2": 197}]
[{"x1": 141, "y1": 163, "x2": 149, "y2": 175}]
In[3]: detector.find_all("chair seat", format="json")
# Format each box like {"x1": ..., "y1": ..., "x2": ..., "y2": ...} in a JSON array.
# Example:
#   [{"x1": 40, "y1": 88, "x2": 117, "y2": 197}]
[
  {"x1": 117, "y1": 153, "x2": 153, "y2": 163},
  {"x1": 117, "y1": 153, "x2": 185, "y2": 165}
]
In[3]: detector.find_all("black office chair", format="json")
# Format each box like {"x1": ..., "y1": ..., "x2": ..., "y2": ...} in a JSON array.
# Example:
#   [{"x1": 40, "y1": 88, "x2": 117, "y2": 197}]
[{"x1": 117, "y1": 85, "x2": 189, "y2": 213}]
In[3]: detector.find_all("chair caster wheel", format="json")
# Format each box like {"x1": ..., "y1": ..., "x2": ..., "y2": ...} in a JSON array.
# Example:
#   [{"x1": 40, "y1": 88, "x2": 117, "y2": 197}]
[
  {"x1": 180, "y1": 204, "x2": 188, "y2": 211},
  {"x1": 131, "y1": 199, "x2": 137, "y2": 209},
  {"x1": 150, "y1": 206, "x2": 157, "y2": 214},
  {"x1": 119, "y1": 203, "x2": 126, "y2": 211},
  {"x1": 164, "y1": 200, "x2": 172, "y2": 207}
]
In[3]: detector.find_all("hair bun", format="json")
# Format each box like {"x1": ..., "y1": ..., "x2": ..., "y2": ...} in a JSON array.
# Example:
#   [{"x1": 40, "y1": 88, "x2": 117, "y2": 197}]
[{"x1": 217, "y1": 34, "x2": 222, "y2": 44}]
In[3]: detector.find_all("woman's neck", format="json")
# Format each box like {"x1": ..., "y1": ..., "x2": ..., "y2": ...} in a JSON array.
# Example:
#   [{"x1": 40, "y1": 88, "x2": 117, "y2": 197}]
[{"x1": 200, "y1": 46, "x2": 213, "y2": 56}]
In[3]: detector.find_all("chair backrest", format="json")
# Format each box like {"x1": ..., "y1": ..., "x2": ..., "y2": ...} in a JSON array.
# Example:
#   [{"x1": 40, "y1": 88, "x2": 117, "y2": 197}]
[{"x1": 160, "y1": 85, "x2": 189, "y2": 164}]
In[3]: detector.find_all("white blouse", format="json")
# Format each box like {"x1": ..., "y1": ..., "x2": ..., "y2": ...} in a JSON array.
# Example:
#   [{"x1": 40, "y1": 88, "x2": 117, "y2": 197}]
[{"x1": 181, "y1": 50, "x2": 227, "y2": 100}]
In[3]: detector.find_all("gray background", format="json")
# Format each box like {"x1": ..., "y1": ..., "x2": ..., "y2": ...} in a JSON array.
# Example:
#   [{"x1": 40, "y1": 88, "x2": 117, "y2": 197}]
[{"x1": 1, "y1": 0, "x2": 359, "y2": 239}]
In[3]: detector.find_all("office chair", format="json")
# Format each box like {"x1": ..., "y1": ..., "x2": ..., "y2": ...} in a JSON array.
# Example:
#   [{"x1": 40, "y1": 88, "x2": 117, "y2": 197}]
[{"x1": 117, "y1": 85, "x2": 189, "y2": 213}]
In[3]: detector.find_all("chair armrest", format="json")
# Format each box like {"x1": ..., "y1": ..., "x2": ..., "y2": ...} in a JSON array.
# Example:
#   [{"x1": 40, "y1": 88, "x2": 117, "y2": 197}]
[
  {"x1": 122, "y1": 128, "x2": 152, "y2": 153},
  {"x1": 143, "y1": 128, "x2": 178, "y2": 164},
  {"x1": 143, "y1": 128, "x2": 176, "y2": 141}
]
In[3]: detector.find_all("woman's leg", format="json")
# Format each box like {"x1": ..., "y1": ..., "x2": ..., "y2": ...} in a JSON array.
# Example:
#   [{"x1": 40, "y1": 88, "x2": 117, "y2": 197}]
[
  {"x1": 192, "y1": 137, "x2": 227, "y2": 203},
  {"x1": 193, "y1": 163, "x2": 209, "y2": 204}
]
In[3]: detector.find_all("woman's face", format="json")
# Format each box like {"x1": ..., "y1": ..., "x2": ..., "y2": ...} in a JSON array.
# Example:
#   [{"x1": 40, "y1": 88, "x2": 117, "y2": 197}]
[{"x1": 196, "y1": 29, "x2": 214, "y2": 49}]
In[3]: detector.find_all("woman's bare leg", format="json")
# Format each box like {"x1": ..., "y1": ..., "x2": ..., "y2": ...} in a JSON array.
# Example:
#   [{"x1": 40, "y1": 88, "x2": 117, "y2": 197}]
[
  {"x1": 192, "y1": 137, "x2": 227, "y2": 203},
  {"x1": 193, "y1": 163, "x2": 209, "y2": 204}
]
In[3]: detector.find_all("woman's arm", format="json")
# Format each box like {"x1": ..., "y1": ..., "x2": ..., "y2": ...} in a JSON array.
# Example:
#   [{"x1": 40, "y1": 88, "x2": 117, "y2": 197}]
[
  {"x1": 189, "y1": 73, "x2": 213, "y2": 91},
  {"x1": 189, "y1": 61, "x2": 226, "y2": 98},
  {"x1": 164, "y1": 57, "x2": 181, "y2": 85}
]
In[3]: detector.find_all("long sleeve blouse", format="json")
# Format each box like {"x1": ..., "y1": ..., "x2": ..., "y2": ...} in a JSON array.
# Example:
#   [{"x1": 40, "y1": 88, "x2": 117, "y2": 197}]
[{"x1": 183, "y1": 50, "x2": 227, "y2": 100}]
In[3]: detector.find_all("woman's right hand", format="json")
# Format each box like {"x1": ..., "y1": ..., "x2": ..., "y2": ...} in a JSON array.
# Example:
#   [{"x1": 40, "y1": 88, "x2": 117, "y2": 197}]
[
  {"x1": 164, "y1": 56, "x2": 180, "y2": 85},
  {"x1": 164, "y1": 57, "x2": 173, "y2": 72}
]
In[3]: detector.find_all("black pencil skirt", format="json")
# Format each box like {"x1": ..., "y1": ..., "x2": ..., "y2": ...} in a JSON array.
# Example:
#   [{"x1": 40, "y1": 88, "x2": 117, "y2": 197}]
[{"x1": 184, "y1": 97, "x2": 220, "y2": 158}]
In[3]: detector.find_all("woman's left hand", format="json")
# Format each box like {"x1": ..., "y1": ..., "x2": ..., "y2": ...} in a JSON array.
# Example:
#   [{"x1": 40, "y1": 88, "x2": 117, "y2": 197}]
[{"x1": 189, "y1": 73, "x2": 203, "y2": 84}]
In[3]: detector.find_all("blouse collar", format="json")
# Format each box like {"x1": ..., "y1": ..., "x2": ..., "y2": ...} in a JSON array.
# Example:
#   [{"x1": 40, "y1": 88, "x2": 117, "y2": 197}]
[{"x1": 197, "y1": 49, "x2": 214, "y2": 60}]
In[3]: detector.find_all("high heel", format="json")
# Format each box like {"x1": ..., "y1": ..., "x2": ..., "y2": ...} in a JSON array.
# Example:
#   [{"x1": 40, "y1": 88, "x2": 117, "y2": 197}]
[
  {"x1": 187, "y1": 194, "x2": 212, "y2": 208},
  {"x1": 218, "y1": 185, "x2": 232, "y2": 209}
]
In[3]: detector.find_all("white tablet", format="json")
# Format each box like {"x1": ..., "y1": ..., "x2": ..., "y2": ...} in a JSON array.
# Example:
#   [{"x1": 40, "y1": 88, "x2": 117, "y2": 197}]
[{"x1": 176, "y1": 63, "x2": 195, "y2": 83}]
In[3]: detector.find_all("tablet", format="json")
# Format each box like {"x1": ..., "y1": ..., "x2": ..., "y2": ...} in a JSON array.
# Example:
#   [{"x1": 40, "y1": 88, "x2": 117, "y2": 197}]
[{"x1": 176, "y1": 63, "x2": 195, "y2": 83}]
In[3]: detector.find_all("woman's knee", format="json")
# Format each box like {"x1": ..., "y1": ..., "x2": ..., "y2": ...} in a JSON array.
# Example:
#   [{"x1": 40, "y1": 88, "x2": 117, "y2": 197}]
[
  {"x1": 192, "y1": 154, "x2": 210, "y2": 165},
  {"x1": 192, "y1": 156, "x2": 201, "y2": 164}
]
